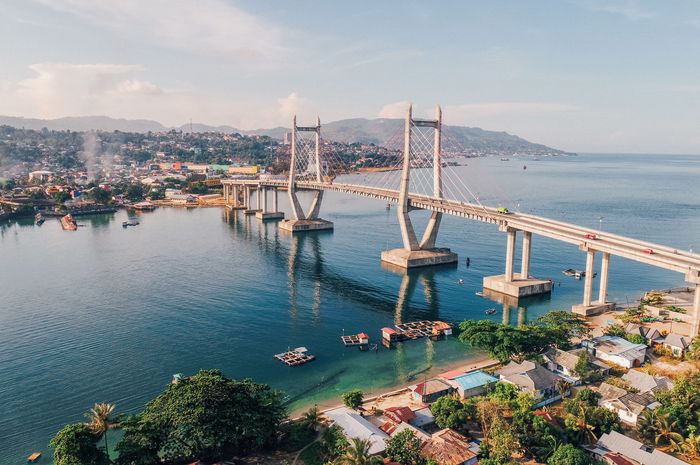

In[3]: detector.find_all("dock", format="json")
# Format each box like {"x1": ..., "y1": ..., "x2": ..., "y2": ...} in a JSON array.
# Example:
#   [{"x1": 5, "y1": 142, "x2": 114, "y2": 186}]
[
  {"x1": 341, "y1": 332, "x2": 369, "y2": 346},
  {"x1": 274, "y1": 347, "x2": 316, "y2": 366}
]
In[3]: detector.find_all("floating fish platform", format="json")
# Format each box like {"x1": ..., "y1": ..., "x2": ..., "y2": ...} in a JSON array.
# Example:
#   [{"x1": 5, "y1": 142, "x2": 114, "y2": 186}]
[
  {"x1": 274, "y1": 347, "x2": 316, "y2": 366},
  {"x1": 382, "y1": 320, "x2": 452, "y2": 343},
  {"x1": 341, "y1": 332, "x2": 369, "y2": 346}
]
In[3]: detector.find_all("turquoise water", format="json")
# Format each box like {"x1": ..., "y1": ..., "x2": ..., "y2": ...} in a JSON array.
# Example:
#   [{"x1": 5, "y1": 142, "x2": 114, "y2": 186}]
[{"x1": 0, "y1": 153, "x2": 698, "y2": 463}]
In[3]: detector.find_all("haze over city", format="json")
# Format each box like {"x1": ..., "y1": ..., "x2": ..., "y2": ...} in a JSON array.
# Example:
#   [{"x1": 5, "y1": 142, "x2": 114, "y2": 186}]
[{"x1": 3, "y1": 0, "x2": 700, "y2": 153}]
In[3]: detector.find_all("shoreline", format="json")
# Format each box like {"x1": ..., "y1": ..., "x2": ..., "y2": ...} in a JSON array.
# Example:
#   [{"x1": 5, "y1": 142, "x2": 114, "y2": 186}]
[{"x1": 288, "y1": 350, "x2": 499, "y2": 418}]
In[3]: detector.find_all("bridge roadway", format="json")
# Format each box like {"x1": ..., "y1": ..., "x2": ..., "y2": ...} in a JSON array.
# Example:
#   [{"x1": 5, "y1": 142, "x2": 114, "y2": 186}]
[{"x1": 229, "y1": 178, "x2": 700, "y2": 280}]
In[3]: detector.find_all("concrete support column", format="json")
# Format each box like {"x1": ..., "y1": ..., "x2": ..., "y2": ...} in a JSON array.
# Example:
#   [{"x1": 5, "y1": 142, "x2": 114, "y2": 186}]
[
  {"x1": 583, "y1": 250, "x2": 596, "y2": 307},
  {"x1": 397, "y1": 104, "x2": 419, "y2": 251},
  {"x1": 693, "y1": 284, "x2": 700, "y2": 336},
  {"x1": 245, "y1": 186, "x2": 251, "y2": 209},
  {"x1": 273, "y1": 188, "x2": 279, "y2": 212},
  {"x1": 262, "y1": 187, "x2": 268, "y2": 213},
  {"x1": 315, "y1": 116, "x2": 322, "y2": 183},
  {"x1": 256, "y1": 187, "x2": 261, "y2": 210},
  {"x1": 224, "y1": 184, "x2": 229, "y2": 203},
  {"x1": 521, "y1": 231, "x2": 532, "y2": 279},
  {"x1": 598, "y1": 252, "x2": 610, "y2": 303},
  {"x1": 505, "y1": 228, "x2": 517, "y2": 282},
  {"x1": 233, "y1": 185, "x2": 239, "y2": 207}
]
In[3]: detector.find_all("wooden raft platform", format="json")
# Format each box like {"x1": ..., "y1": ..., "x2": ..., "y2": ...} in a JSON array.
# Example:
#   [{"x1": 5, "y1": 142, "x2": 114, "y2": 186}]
[
  {"x1": 341, "y1": 333, "x2": 369, "y2": 346},
  {"x1": 274, "y1": 347, "x2": 316, "y2": 366}
]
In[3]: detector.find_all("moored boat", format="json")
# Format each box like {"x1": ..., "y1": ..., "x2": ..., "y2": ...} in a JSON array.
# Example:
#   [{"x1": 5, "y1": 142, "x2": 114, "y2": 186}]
[
  {"x1": 35, "y1": 212, "x2": 44, "y2": 225},
  {"x1": 60, "y1": 214, "x2": 77, "y2": 231},
  {"x1": 132, "y1": 201, "x2": 156, "y2": 211}
]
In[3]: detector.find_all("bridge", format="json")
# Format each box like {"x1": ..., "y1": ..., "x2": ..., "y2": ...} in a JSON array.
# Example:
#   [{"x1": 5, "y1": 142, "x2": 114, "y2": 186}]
[{"x1": 222, "y1": 104, "x2": 700, "y2": 333}]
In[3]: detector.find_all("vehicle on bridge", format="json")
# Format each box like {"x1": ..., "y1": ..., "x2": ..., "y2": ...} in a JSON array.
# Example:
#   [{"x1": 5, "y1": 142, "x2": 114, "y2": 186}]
[
  {"x1": 497, "y1": 207, "x2": 511, "y2": 214},
  {"x1": 584, "y1": 233, "x2": 597, "y2": 240},
  {"x1": 643, "y1": 248, "x2": 654, "y2": 254}
]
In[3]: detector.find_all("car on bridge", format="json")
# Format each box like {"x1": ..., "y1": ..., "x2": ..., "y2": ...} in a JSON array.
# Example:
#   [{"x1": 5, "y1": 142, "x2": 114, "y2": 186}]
[
  {"x1": 643, "y1": 248, "x2": 654, "y2": 254},
  {"x1": 584, "y1": 233, "x2": 597, "y2": 240},
  {"x1": 497, "y1": 207, "x2": 511, "y2": 214}
]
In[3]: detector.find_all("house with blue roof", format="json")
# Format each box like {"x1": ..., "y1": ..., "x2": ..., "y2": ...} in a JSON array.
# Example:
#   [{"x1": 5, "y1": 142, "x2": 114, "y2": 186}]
[{"x1": 447, "y1": 370, "x2": 499, "y2": 398}]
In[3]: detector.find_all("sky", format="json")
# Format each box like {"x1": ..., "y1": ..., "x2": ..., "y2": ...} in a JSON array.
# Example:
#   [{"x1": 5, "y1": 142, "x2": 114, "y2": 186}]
[{"x1": 1, "y1": 0, "x2": 700, "y2": 153}]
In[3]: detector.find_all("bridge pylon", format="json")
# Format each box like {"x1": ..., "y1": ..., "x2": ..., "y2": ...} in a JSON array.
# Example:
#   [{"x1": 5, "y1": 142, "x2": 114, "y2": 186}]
[
  {"x1": 381, "y1": 104, "x2": 458, "y2": 268},
  {"x1": 279, "y1": 115, "x2": 334, "y2": 232}
]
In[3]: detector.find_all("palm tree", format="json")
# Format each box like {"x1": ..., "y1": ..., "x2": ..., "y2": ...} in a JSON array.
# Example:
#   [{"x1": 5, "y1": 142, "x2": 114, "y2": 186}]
[
  {"x1": 637, "y1": 409, "x2": 658, "y2": 444},
  {"x1": 555, "y1": 379, "x2": 572, "y2": 399},
  {"x1": 301, "y1": 405, "x2": 321, "y2": 431},
  {"x1": 334, "y1": 437, "x2": 382, "y2": 465},
  {"x1": 570, "y1": 404, "x2": 597, "y2": 444},
  {"x1": 681, "y1": 432, "x2": 700, "y2": 459},
  {"x1": 654, "y1": 412, "x2": 683, "y2": 450},
  {"x1": 532, "y1": 434, "x2": 561, "y2": 462},
  {"x1": 85, "y1": 403, "x2": 116, "y2": 454}
]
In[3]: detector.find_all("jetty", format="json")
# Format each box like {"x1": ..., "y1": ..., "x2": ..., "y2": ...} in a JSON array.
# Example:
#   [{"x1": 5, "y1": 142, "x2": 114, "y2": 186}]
[
  {"x1": 274, "y1": 347, "x2": 316, "y2": 366},
  {"x1": 382, "y1": 320, "x2": 453, "y2": 344}
]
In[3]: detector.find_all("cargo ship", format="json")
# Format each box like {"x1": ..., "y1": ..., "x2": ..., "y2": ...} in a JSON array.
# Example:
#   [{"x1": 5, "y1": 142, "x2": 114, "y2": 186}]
[{"x1": 60, "y1": 214, "x2": 78, "y2": 231}]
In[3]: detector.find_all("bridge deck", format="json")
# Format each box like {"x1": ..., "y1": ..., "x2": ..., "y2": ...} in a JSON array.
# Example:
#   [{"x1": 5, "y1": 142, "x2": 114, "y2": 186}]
[{"x1": 221, "y1": 179, "x2": 700, "y2": 278}]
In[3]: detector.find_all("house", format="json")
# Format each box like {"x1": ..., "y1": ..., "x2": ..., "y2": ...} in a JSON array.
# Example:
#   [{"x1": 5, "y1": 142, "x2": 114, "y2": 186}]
[
  {"x1": 411, "y1": 407, "x2": 436, "y2": 429},
  {"x1": 583, "y1": 336, "x2": 647, "y2": 368},
  {"x1": 621, "y1": 370, "x2": 673, "y2": 393},
  {"x1": 420, "y1": 428, "x2": 479, "y2": 465},
  {"x1": 379, "y1": 407, "x2": 423, "y2": 436},
  {"x1": 543, "y1": 347, "x2": 610, "y2": 385},
  {"x1": 410, "y1": 378, "x2": 454, "y2": 403},
  {"x1": 662, "y1": 333, "x2": 692, "y2": 358},
  {"x1": 598, "y1": 383, "x2": 659, "y2": 425},
  {"x1": 587, "y1": 431, "x2": 689, "y2": 465},
  {"x1": 446, "y1": 370, "x2": 499, "y2": 398},
  {"x1": 495, "y1": 360, "x2": 563, "y2": 407},
  {"x1": 325, "y1": 407, "x2": 389, "y2": 455},
  {"x1": 625, "y1": 323, "x2": 663, "y2": 344}
]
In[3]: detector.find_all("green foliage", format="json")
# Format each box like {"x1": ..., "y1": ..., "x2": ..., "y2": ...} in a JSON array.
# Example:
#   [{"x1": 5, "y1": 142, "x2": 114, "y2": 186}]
[
  {"x1": 278, "y1": 421, "x2": 318, "y2": 452},
  {"x1": 386, "y1": 429, "x2": 425, "y2": 465},
  {"x1": 301, "y1": 405, "x2": 321, "y2": 431},
  {"x1": 334, "y1": 437, "x2": 382, "y2": 465},
  {"x1": 655, "y1": 373, "x2": 700, "y2": 435},
  {"x1": 666, "y1": 305, "x2": 687, "y2": 314},
  {"x1": 148, "y1": 188, "x2": 164, "y2": 200},
  {"x1": 626, "y1": 333, "x2": 647, "y2": 345},
  {"x1": 114, "y1": 369, "x2": 285, "y2": 464},
  {"x1": 342, "y1": 389, "x2": 364, "y2": 410},
  {"x1": 188, "y1": 181, "x2": 209, "y2": 195},
  {"x1": 431, "y1": 395, "x2": 470, "y2": 430},
  {"x1": 54, "y1": 191, "x2": 71, "y2": 204},
  {"x1": 489, "y1": 382, "x2": 520, "y2": 406},
  {"x1": 88, "y1": 187, "x2": 112, "y2": 204},
  {"x1": 125, "y1": 184, "x2": 144, "y2": 202},
  {"x1": 480, "y1": 416, "x2": 517, "y2": 465},
  {"x1": 563, "y1": 390, "x2": 619, "y2": 445},
  {"x1": 511, "y1": 410, "x2": 561, "y2": 462},
  {"x1": 459, "y1": 312, "x2": 590, "y2": 363},
  {"x1": 603, "y1": 323, "x2": 627, "y2": 338},
  {"x1": 50, "y1": 423, "x2": 110, "y2": 465},
  {"x1": 546, "y1": 444, "x2": 590, "y2": 465},
  {"x1": 320, "y1": 425, "x2": 349, "y2": 460}
]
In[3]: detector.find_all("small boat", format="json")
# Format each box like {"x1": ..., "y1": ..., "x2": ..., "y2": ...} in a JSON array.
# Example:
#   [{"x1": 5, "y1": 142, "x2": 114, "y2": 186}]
[
  {"x1": 132, "y1": 201, "x2": 156, "y2": 211},
  {"x1": 35, "y1": 212, "x2": 44, "y2": 225},
  {"x1": 385, "y1": 202, "x2": 391, "y2": 210},
  {"x1": 485, "y1": 308, "x2": 497, "y2": 315},
  {"x1": 523, "y1": 165, "x2": 527, "y2": 170},
  {"x1": 458, "y1": 279, "x2": 464, "y2": 285},
  {"x1": 562, "y1": 269, "x2": 577, "y2": 277},
  {"x1": 122, "y1": 220, "x2": 140, "y2": 228},
  {"x1": 28, "y1": 452, "x2": 41, "y2": 463},
  {"x1": 500, "y1": 158, "x2": 510, "y2": 161},
  {"x1": 475, "y1": 291, "x2": 484, "y2": 297},
  {"x1": 60, "y1": 214, "x2": 77, "y2": 231}
]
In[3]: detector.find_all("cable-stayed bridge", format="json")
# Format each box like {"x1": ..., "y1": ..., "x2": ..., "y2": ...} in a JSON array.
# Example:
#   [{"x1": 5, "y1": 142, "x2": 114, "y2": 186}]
[{"x1": 222, "y1": 105, "x2": 700, "y2": 333}]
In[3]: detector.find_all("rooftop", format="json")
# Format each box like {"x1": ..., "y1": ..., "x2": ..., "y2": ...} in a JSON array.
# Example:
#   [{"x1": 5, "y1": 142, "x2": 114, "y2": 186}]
[
  {"x1": 325, "y1": 407, "x2": 389, "y2": 455},
  {"x1": 421, "y1": 429, "x2": 477, "y2": 465},
  {"x1": 451, "y1": 370, "x2": 498, "y2": 391},
  {"x1": 590, "y1": 431, "x2": 689, "y2": 465}
]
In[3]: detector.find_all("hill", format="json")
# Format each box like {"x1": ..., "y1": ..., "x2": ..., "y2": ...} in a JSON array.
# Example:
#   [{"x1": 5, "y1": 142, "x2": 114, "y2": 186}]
[{"x1": 0, "y1": 115, "x2": 569, "y2": 154}]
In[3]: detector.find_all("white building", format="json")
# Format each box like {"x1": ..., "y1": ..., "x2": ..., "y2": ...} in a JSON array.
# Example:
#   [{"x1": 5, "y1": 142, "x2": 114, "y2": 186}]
[
  {"x1": 583, "y1": 336, "x2": 647, "y2": 368},
  {"x1": 325, "y1": 407, "x2": 389, "y2": 455}
]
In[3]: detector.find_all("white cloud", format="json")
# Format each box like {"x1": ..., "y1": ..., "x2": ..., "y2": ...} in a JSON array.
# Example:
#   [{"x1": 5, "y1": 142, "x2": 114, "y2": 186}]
[
  {"x1": 378, "y1": 101, "x2": 411, "y2": 118},
  {"x1": 577, "y1": 0, "x2": 655, "y2": 21},
  {"x1": 33, "y1": 0, "x2": 290, "y2": 63},
  {"x1": 115, "y1": 80, "x2": 163, "y2": 95},
  {"x1": 277, "y1": 92, "x2": 309, "y2": 122}
]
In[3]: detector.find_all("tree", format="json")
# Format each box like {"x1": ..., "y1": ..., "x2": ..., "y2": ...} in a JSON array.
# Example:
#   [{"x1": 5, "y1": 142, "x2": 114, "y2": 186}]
[
  {"x1": 54, "y1": 191, "x2": 71, "y2": 204},
  {"x1": 321, "y1": 425, "x2": 349, "y2": 462},
  {"x1": 86, "y1": 403, "x2": 117, "y2": 454},
  {"x1": 572, "y1": 351, "x2": 593, "y2": 382},
  {"x1": 534, "y1": 311, "x2": 591, "y2": 349},
  {"x1": 114, "y1": 369, "x2": 285, "y2": 463},
  {"x1": 431, "y1": 395, "x2": 470, "y2": 430},
  {"x1": 637, "y1": 409, "x2": 659, "y2": 444},
  {"x1": 301, "y1": 405, "x2": 321, "y2": 431},
  {"x1": 334, "y1": 437, "x2": 382, "y2": 465},
  {"x1": 654, "y1": 412, "x2": 683, "y2": 449},
  {"x1": 603, "y1": 323, "x2": 627, "y2": 338},
  {"x1": 681, "y1": 431, "x2": 700, "y2": 460},
  {"x1": 547, "y1": 444, "x2": 589, "y2": 465},
  {"x1": 342, "y1": 389, "x2": 364, "y2": 410},
  {"x1": 89, "y1": 188, "x2": 112, "y2": 204},
  {"x1": 555, "y1": 379, "x2": 572, "y2": 399},
  {"x1": 125, "y1": 184, "x2": 144, "y2": 202},
  {"x1": 489, "y1": 382, "x2": 520, "y2": 406},
  {"x1": 386, "y1": 429, "x2": 425, "y2": 465},
  {"x1": 50, "y1": 423, "x2": 110, "y2": 465},
  {"x1": 626, "y1": 333, "x2": 647, "y2": 345},
  {"x1": 480, "y1": 416, "x2": 516, "y2": 465},
  {"x1": 458, "y1": 320, "x2": 548, "y2": 363},
  {"x1": 512, "y1": 410, "x2": 560, "y2": 462}
]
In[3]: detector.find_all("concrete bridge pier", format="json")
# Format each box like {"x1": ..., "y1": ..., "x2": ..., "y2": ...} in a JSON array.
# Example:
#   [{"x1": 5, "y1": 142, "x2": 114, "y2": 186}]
[
  {"x1": 280, "y1": 116, "x2": 333, "y2": 232},
  {"x1": 483, "y1": 227, "x2": 552, "y2": 299},
  {"x1": 224, "y1": 183, "x2": 246, "y2": 210},
  {"x1": 572, "y1": 246, "x2": 615, "y2": 316},
  {"x1": 381, "y1": 104, "x2": 457, "y2": 268},
  {"x1": 243, "y1": 185, "x2": 260, "y2": 215},
  {"x1": 692, "y1": 283, "x2": 700, "y2": 335},
  {"x1": 256, "y1": 186, "x2": 284, "y2": 221}
]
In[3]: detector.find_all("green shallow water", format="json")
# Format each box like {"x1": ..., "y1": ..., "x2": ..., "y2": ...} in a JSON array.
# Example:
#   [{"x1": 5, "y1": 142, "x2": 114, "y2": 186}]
[{"x1": 0, "y1": 153, "x2": 698, "y2": 464}]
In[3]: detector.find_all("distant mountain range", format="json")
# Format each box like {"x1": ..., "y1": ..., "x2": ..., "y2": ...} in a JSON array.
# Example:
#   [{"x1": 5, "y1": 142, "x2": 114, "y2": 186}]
[{"x1": 0, "y1": 115, "x2": 570, "y2": 154}]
